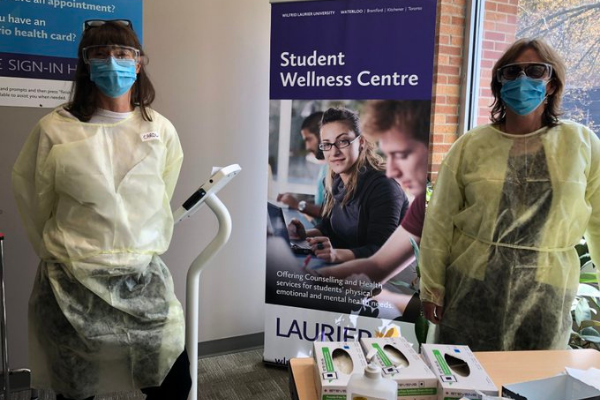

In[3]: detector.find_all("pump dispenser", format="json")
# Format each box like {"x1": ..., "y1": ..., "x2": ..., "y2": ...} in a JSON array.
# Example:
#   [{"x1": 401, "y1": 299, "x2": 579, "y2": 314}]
[{"x1": 346, "y1": 350, "x2": 397, "y2": 400}]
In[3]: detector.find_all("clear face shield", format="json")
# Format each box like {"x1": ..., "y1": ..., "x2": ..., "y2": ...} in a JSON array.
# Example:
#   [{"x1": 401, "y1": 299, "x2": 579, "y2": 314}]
[{"x1": 82, "y1": 45, "x2": 140, "y2": 65}]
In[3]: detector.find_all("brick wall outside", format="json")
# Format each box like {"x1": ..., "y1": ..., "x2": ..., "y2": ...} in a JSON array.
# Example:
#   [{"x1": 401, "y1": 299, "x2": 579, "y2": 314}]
[
  {"x1": 429, "y1": 0, "x2": 466, "y2": 180},
  {"x1": 429, "y1": 0, "x2": 518, "y2": 180},
  {"x1": 476, "y1": 0, "x2": 519, "y2": 126}
]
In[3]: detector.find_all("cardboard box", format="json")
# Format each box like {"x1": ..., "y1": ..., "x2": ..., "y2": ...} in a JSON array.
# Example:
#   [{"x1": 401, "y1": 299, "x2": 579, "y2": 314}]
[
  {"x1": 502, "y1": 374, "x2": 600, "y2": 400},
  {"x1": 313, "y1": 341, "x2": 367, "y2": 400},
  {"x1": 420, "y1": 344, "x2": 497, "y2": 400},
  {"x1": 361, "y1": 337, "x2": 438, "y2": 400}
]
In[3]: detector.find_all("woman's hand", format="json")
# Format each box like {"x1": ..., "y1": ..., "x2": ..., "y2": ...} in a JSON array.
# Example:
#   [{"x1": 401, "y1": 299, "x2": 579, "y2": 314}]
[
  {"x1": 287, "y1": 218, "x2": 306, "y2": 240},
  {"x1": 423, "y1": 301, "x2": 444, "y2": 324},
  {"x1": 307, "y1": 236, "x2": 339, "y2": 263}
]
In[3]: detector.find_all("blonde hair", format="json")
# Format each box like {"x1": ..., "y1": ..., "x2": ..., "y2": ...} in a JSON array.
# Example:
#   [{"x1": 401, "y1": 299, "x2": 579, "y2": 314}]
[{"x1": 320, "y1": 108, "x2": 385, "y2": 217}]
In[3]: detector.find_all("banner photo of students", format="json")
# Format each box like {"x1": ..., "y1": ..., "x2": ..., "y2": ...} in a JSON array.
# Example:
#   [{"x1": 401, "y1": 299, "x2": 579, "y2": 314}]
[
  {"x1": 0, "y1": 0, "x2": 142, "y2": 108},
  {"x1": 265, "y1": 0, "x2": 437, "y2": 364}
]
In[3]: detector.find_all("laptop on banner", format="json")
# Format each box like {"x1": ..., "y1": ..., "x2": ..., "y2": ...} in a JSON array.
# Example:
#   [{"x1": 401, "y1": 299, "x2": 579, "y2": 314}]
[{"x1": 267, "y1": 202, "x2": 312, "y2": 255}]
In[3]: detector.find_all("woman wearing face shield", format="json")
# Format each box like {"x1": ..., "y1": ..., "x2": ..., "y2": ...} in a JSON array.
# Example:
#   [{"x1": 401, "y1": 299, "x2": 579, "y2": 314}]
[
  {"x1": 287, "y1": 107, "x2": 408, "y2": 263},
  {"x1": 12, "y1": 20, "x2": 190, "y2": 399},
  {"x1": 419, "y1": 38, "x2": 600, "y2": 351}
]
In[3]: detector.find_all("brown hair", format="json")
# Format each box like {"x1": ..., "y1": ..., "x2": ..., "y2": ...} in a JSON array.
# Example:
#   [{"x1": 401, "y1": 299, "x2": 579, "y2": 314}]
[
  {"x1": 66, "y1": 21, "x2": 155, "y2": 122},
  {"x1": 490, "y1": 38, "x2": 565, "y2": 127},
  {"x1": 361, "y1": 100, "x2": 431, "y2": 145},
  {"x1": 320, "y1": 107, "x2": 385, "y2": 217}
]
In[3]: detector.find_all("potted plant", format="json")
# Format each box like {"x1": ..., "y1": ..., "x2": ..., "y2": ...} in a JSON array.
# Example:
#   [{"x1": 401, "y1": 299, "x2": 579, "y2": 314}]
[{"x1": 570, "y1": 239, "x2": 600, "y2": 350}]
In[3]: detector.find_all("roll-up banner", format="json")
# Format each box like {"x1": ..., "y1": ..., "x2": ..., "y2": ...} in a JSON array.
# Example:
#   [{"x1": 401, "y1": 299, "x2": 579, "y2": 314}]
[
  {"x1": 266, "y1": 0, "x2": 437, "y2": 364},
  {"x1": 0, "y1": 0, "x2": 142, "y2": 108}
]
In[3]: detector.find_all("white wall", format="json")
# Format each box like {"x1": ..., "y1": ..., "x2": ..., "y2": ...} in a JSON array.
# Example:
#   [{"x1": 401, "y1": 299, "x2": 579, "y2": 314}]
[
  {"x1": 144, "y1": 0, "x2": 270, "y2": 342},
  {"x1": 0, "y1": 0, "x2": 270, "y2": 368}
]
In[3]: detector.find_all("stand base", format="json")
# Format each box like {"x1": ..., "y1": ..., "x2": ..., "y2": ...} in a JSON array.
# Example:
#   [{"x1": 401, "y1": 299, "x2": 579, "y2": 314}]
[{"x1": 0, "y1": 369, "x2": 38, "y2": 399}]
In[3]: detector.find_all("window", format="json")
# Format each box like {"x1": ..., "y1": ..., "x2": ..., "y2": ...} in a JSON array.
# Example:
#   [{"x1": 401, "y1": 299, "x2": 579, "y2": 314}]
[{"x1": 466, "y1": 0, "x2": 600, "y2": 132}]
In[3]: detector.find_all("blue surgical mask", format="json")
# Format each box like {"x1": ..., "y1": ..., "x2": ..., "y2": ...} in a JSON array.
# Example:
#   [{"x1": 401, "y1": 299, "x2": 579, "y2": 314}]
[
  {"x1": 89, "y1": 57, "x2": 137, "y2": 98},
  {"x1": 500, "y1": 76, "x2": 548, "y2": 116}
]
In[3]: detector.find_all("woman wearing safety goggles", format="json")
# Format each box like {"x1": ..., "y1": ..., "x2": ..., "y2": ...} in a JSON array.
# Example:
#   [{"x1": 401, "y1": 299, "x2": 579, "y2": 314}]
[
  {"x1": 12, "y1": 19, "x2": 190, "y2": 400},
  {"x1": 419, "y1": 38, "x2": 600, "y2": 352}
]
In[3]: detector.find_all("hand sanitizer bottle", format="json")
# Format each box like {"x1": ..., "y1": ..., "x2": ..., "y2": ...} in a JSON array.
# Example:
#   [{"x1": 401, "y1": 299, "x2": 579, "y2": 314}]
[{"x1": 346, "y1": 362, "x2": 397, "y2": 400}]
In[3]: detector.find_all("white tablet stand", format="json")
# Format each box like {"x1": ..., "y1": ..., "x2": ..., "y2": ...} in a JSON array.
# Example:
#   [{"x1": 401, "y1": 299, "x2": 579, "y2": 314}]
[{"x1": 173, "y1": 164, "x2": 241, "y2": 400}]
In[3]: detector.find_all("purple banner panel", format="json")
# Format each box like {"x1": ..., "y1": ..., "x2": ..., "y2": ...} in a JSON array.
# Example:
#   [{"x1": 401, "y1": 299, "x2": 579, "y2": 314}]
[
  {"x1": 0, "y1": 52, "x2": 77, "y2": 81},
  {"x1": 270, "y1": 0, "x2": 437, "y2": 100}
]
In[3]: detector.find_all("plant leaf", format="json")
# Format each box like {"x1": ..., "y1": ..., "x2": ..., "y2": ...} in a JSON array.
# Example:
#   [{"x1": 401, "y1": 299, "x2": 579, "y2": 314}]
[
  {"x1": 580, "y1": 273, "x2": 598, "y2": 284},
  {"x1": 574, "y1": 297, "x2": 591, "y2": 326},
  {"x1": 581, "y1": 260, "x2": 596, "y2": 272},
  {"x1": 577, "y1": 283, "x2": 600, "y2": 297},
  {"x1": 409, "y1": 236, "x2": 420, "y2": 278},
  {"x1": 414, "y1": 315, "x2": 429, "y2": 346},
  {"x1": 575, "y1": 242, "x2": 589, "y2": 258},
  {"x1": 580, "y1": 335, "x2": 600, "y2": 344},
  {"x1": 580, "y1": 326, "x2": 600, "y2": 337},
  {"x1": 409, "y1": 236, "x2": 419, "y2": 259}
]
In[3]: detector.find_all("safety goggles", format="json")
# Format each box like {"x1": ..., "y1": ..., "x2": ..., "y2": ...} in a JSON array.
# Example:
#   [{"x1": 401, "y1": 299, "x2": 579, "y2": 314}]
[
  {"x1": 82, "y1": 45, "x2": 140, "y2": 64},
  {"x1": 497, "y1": 62, "x2": 553, "y2": 82},
  {"x1": 318, "y1": 135, "x2": 361, "y2": 151},
  {"x1": 83, "y1": 19, "x2": 133, "y2": 31}
]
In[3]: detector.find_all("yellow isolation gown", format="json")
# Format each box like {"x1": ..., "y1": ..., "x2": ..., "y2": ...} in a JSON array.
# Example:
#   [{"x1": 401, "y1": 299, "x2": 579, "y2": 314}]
[
  {"x1": 420, "y1": 121, "x2": 600, "y2": 351},
  {"x1": 12, "y1": 107, "x2": 185, "y2": 399}
]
